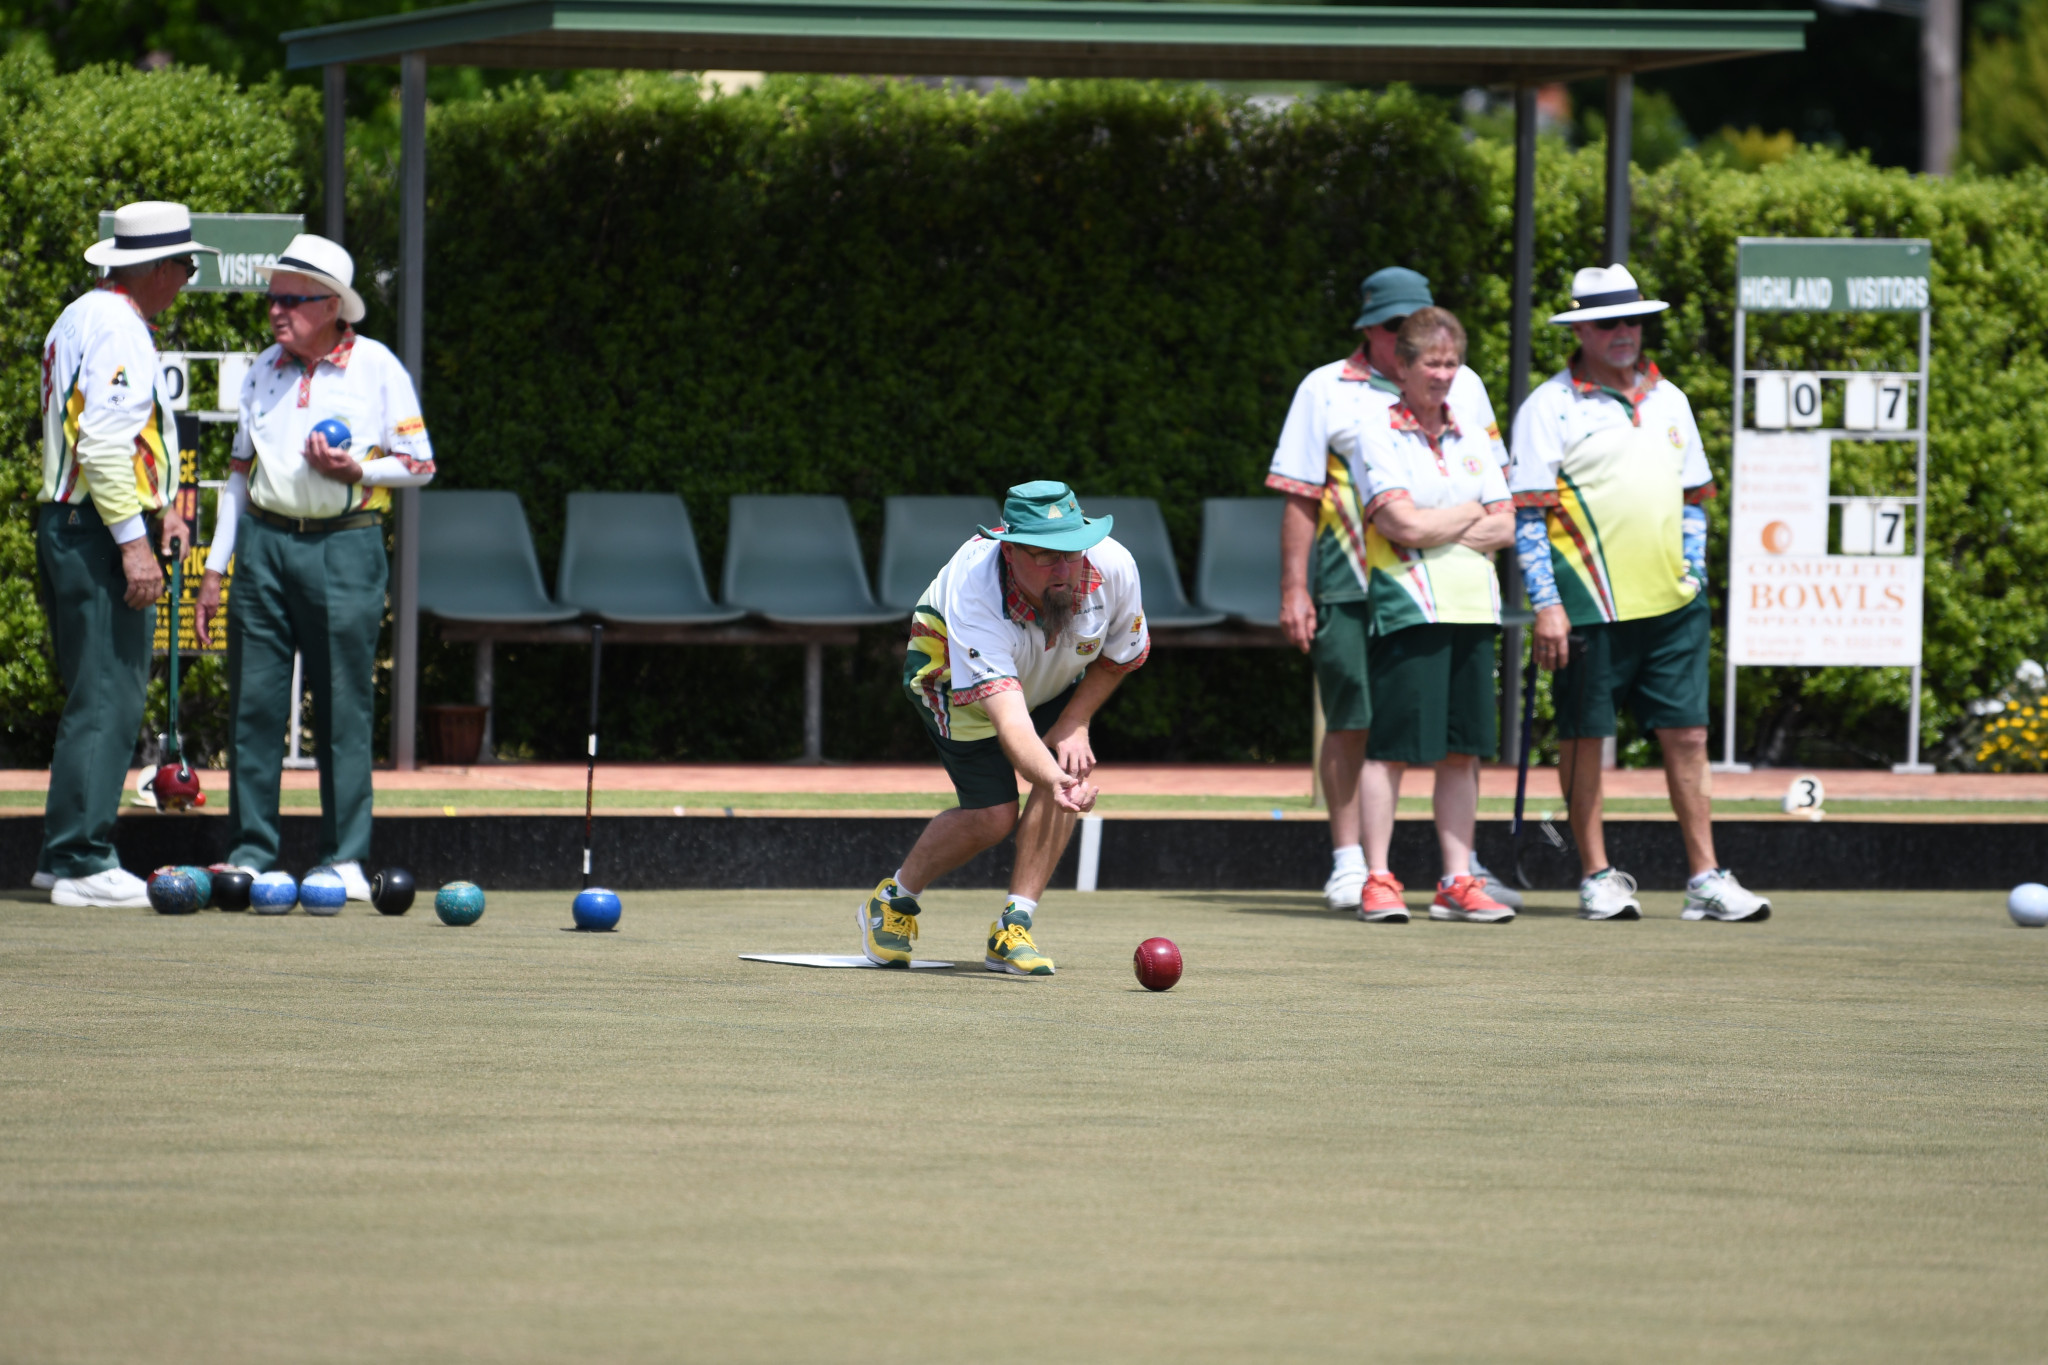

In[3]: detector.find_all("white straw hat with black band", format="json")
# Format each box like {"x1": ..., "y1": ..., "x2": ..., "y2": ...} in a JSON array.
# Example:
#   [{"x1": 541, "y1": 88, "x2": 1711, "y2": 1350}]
[
  {"x1": 255, "y1": 233, "x2": 366, "y2": 324},
  {"x1": 83, "y1": 201, "x2": 221, "y2": 268},
  {"x1": 1547, "y1": 263, "x2": 1670, "y2": 325}
]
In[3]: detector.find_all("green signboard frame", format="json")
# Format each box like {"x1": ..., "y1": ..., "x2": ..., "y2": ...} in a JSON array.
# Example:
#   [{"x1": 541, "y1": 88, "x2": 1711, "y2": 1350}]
[
  {"x1": 95, "y1": 211, "x2": 304, "y2": 292},
  {"x1": 1735, "y1": 237, "x2": 1931, "y2": 313}
]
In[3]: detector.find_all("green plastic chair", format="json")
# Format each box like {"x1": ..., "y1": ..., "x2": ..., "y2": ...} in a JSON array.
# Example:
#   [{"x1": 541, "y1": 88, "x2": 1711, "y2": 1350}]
[
  {"x1": 1079, "y1": 496, "x2": 1226, "y2": 628},
  {"x1": 1195, "y1": 498, "x2": 1284, "y2": 627},
  {"x1": 556, "y1": 492, "x2": 743, "y2": 625},
  {"x1": 418, "y1": 490, "x2": 580, "y2": 624},
  {"x1": 722, "y1": 495, "x2": 905, "y2": 626},
  {"x1": 878, "y1": 495, "x2": 1002, "y2": 611}
]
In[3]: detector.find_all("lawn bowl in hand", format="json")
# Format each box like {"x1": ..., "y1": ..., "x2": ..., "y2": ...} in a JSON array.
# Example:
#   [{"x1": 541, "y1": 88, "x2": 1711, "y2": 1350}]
[
  {"x1": 572, "y1": 887, "x2": 622, "y2": 932},
  {"x1": 250, "y1": 870, "x2": 298, "y2": 914},
  {"x1": 435, "y1": 881, "x2": 486, "y2": 926},
  {"x1": 176, "y1": 865, "x2": 213, "y2": 908},
  {"x1": 210, "y1": 866, "x2": 252, "y2": 911},
  {"x1": 1133, "y1": 937, "x2": 1183, "y2": 992},
  {"x1": 371, "y1": 867, "x2": 416, "y2": 915},
  {"x1": 147, "y1": 868, "x2": 201, "y2": 915},
  {"x1": 300, "y1": 867, "x2": 347, "y2": 916},
  {"x1": 310, "y1": 418, "x2": 351, "y2": 451},
  {"x1": 2009, "y1": 883, "x2": 2048, "y2": 928}
]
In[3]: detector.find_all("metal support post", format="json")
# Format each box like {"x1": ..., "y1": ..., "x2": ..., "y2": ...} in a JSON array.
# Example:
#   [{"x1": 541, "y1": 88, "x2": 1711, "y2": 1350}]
[
  {"x1": 1502, "y1": 84, "x2": 1538, "y2": 765},
  {"x1": 474, "y1": 639, "x2": 495, "y2": 763},
  {"x1": 1715, "y1": 304, "x2": 1752, "y2": 773},
  {"x1": 801, "y1": 641, "x2": 824, "y2": 764},
  {"x1": 1893, "y1": 308, "x2": 1936, "y2": 773},
  {"x1": 284, "y1": 652, "x2": 316, "y2": 770},
  {"x1": 1604, "y1": 71, "x2": 1633, "y2": 265},
  {"x1": 391, "y1": 51, "x2": 426, "y2": 771},
  {"x1": 323, "y1": 64, "x2": 346, "y2": 244},
  {"x1": 1922, "y1": 0, "x2": 1960, "y2": 175}
]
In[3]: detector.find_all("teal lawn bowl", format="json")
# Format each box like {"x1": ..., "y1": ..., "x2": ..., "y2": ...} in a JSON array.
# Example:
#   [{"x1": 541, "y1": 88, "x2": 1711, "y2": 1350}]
[{"x1": 435, "y1": 881, "x2": 486, "y2": 926}]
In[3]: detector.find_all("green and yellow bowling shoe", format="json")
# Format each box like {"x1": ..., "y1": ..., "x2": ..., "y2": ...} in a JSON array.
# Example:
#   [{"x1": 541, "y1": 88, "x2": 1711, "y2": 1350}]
[
  {"x1": 984, "y1": 917, "x2": 1055, "y2": 976},
  {"x1": 859, "y1": 878, "x2": 920, "y2": 967}
]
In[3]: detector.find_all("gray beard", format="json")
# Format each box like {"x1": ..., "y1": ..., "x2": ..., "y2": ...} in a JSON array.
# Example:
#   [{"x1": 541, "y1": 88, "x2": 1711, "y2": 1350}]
[{"x1": 1037, "y1": 588, "x2": 1074, "y2": 645}]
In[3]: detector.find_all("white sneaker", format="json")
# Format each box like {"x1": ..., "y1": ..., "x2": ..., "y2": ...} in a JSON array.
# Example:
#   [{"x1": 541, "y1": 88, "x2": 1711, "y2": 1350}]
[
  {"x1": 1578, "y1": 868, "x2": 1642, "y2": 921},
  {"x1": 1323, "y1": 865, "x2": 1366, "y2": 912},
  {"x1": 1467, "y1": 855, "x2": 1524, "y2": 912},
  {"x1": 31, "y1": 871, "x2": 55, "y2": 891},
  {"x1": 50, "y1": 867, "x2": 151, "y2": 908},
  {"x1": 1681, "y1": 869, "x2": 1772, "y2": 922},
  {"x1": 328, "y1": 860, "x2": 373, "y2": 902}
]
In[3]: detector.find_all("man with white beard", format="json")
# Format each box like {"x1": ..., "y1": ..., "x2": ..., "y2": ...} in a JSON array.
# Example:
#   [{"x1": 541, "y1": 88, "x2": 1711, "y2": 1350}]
[{"x1": 864, "y1": 482, "x2": 1150, "y2": 976}]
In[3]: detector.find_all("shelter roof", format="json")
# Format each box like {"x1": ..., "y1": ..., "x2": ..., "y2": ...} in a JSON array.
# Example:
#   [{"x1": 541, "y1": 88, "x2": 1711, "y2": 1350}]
[{"x1": 283, "y1": 0, "x2": 1810, "y2": 84}]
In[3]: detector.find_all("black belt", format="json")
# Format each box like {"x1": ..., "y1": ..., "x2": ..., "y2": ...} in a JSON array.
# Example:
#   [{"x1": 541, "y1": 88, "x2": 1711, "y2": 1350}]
[{"x1": 249, "y1": 506, "x2": 382, "y2": 534}]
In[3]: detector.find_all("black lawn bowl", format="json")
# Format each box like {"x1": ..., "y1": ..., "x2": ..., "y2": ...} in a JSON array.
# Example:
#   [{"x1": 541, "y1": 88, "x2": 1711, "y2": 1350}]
[{"x1": 371, "y1": 867, "x2": 416, "y2": 916}]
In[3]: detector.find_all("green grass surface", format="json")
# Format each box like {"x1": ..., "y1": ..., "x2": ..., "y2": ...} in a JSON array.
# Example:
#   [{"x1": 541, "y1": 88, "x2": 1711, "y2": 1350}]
[
  {"x1": 3, "y1": 888, "x2": 2045, "y2": 1362},
  {"x1": 10, "y1": 787, "x2": 2046, "y2": 818}
]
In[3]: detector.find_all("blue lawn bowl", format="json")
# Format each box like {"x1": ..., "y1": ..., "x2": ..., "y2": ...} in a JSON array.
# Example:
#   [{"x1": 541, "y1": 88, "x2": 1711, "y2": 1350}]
[
  {"x1": 572, "y1": 887, "x2": 622, "y2": 932},
  {"x1": 311, "y1": 417, "x2": 351, "y2": 451},
  {"x1": 147, "y1": 868, "x2": 201, "y2": 915},
  {"x1": 300, "y1": 867, "x2": 347, "y2": 916},
  {"x1": 435, "y1": 881, "x2": 486, "y2": 927},
  {"x1": 175, "y1": 865, "x2": 213, "y2": 908},
  {"x1": 250, "y1": 870, "x2": 298, "y2": 915}
]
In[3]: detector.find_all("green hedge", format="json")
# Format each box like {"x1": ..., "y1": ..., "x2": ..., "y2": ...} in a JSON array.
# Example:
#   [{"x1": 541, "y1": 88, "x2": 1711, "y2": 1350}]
[
  {"x1": 7, "y1": 62, "x2": 2046, "y2": 769},
  {"x1": 0, "y1": 45, "x2": 317, "y2": 764}
]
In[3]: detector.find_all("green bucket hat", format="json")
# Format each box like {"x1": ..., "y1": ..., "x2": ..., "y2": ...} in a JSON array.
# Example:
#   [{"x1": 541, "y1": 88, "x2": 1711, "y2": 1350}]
[
  {"x1": 979, "y1": 480, "x2": 1113, "y2": 552},
  {"x1": 1353, "y1": 266, "x2": 1434, "y2": 329}
]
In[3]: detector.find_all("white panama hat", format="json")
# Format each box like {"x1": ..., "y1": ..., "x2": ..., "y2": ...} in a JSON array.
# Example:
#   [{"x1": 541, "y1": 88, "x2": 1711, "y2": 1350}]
[
  {"x1": 255, "y1": 233, "x2": 366, "y2": 324},
  {"x1": 83, "y1": 201, "x2": 220, "y2": 268},
  {"x1": 1548, "y1": 263, "x2": 1670, "y2": 325}
]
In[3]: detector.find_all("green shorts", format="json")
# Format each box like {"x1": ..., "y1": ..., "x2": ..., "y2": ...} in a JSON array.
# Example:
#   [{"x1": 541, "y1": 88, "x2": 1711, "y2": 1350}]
[
  {"x1": 1365, "y1": 623, "x2": 1499, "y2": 764},
  {"x1": 915, "y1": 684, "x2": 1078, "y2": 810},
  {"x1": 1554, "y1": 594, "x2": 1710, "y2": 740},
  {"x1": 1312, "y1": 598, "x2": 1371, "y2": 732}
]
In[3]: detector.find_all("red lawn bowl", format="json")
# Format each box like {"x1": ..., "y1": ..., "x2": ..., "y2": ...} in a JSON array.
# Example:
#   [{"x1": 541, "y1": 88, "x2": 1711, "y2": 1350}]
[{"x1": 1133, "y1": 937, "x2": 1183, "y2": 992}]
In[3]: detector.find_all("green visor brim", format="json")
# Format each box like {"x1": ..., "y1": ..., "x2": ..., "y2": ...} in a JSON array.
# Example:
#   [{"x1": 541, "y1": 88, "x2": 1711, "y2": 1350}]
[{"x1": 977, "y1": 514, "x2": 1113, "y2": 552}]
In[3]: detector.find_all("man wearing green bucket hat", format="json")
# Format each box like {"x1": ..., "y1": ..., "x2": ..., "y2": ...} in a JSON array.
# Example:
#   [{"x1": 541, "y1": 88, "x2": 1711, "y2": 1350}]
[
  {"x1": 1268, "y1": 265, "x2": 1516, "y2": 915},
  {"x1": 866, "y1": 481, "x2": 1150, "y2": 976}
]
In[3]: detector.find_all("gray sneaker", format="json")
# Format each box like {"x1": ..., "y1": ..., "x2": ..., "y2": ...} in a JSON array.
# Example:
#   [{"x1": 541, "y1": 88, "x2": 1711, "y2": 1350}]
[
  {"x1": 1681, "y1": 869, "x2": 1772, "y2": 922},
  {"x1": 1467, "y1": 854, "x2": 1524, "y2": 912}
]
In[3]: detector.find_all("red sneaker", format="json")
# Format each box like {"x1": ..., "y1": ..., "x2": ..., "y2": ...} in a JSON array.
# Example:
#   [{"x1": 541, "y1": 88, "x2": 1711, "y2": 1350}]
[
  {"x1": 1359, "y1": 872, "x2": 1410, "y2": 923},
  {"x1": 1430, "y1": 874, "x2": 1515, "y2": 923}
]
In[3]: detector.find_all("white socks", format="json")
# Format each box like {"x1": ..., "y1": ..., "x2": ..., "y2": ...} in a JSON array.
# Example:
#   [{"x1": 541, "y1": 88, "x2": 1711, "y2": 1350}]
[
  {"x1": 887, "y1": 869, "x2": 924, "y2": 900},
  {"x1": 1332, "y1": 844, "x2": 1365, "y2": 875},
  {"x1": 1002, "y1": 895, "x2": 1038, "y2": 929}
]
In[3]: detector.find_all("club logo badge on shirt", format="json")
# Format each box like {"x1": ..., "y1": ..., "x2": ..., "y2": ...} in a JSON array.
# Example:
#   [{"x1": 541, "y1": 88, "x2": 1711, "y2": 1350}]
[
  {"x1": 1130, "y1": 614, "x2": 1143, "y2": 634},
  {"x1": 1075, "y1": 637, "x2": 1102, "y2": 657},
  {"x1": 109, "y1": 366, "x2": 129, "y2": 387},
  {"x1": 1462, "y1": 454, "x2": 1483, "y2": 476},
  {"x1": 1668, "y1": 424, "x2": 1685, "y2": 449}
]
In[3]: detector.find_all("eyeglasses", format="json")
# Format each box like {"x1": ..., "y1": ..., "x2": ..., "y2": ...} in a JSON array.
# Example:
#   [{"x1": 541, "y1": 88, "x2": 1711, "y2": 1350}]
[
  {"x1": 1377, "y1": 320, "x2": 1406, "y2": 335},
  {"x1": 1019, "y1": 546, "x2": 1085, "y2": 568},
  {"x1": 174, "y1": 258, "x2": 199, "y2": 280},
  {"x1": 1591, "y1": 317, "x2": 1643, "y2": 332},
  {"x1": 267, "y1": 293, "x2": 335, "y2": 309}
]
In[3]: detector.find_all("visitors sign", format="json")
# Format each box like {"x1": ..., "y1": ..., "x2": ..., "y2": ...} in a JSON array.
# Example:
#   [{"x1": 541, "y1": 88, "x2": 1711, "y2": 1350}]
[{"x1": 96, "y1": 211, "x2": 303, "y2": 293}]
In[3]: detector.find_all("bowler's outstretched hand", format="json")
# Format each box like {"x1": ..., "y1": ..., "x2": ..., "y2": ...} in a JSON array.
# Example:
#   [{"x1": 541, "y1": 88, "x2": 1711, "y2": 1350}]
[
  {"x1": 1047, "y1": 720, "x2": 1096, "y2": 780},
  {"x1": 1054, "y1": 776, "x2": 1098, "y2": 814}
]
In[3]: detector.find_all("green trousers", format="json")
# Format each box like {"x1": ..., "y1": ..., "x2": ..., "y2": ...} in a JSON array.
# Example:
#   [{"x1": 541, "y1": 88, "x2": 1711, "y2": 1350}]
[
  {"x1": 226, "y1": 516, "x2": 387, "y2": 870},
  {"x1": 37, "y1": 502, "x2": 154, "y2": 879}
]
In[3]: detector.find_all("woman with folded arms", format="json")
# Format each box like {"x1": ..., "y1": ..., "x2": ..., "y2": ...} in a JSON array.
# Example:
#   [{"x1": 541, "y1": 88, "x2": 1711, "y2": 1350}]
[{"x1": 1349, "y1": 307, "x2": 1516, "y2": 924}]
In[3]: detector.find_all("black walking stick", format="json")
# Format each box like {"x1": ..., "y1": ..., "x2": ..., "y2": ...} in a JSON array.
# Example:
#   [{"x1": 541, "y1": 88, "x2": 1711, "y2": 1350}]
[
  {"x1": 581, "y1": 623, "x2": 603, "y2": 889},
  {"x1": 1510, "y1": 642, "x2": 1539, "y2": 889}
]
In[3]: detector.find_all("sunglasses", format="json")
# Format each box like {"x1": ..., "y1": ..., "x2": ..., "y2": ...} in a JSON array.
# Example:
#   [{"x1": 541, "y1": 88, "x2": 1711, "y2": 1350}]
[
  {"x1": 1018, "y1": 546, "x2": 1085, "y2": 568},
  {"x1": 267, "y1": 292, "x2": 336, "y2": 309},
  {"x1": 1590, "y1": 316, "x2": 1643, "y2": 331},
  {"x1": 174, "y1": 257, "x2": 199, "y2": 280}
]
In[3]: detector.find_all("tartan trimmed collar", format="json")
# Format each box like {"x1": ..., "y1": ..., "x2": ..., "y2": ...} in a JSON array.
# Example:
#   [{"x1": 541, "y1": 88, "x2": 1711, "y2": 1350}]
[
  {"x1": 1388, "y1": 401, "x2": 1462, "y2": 442},
  {"x1": 997, "y1": 547, "x2": 1104, "y2": 636},
  {"x1": 1569, "y1": 357, "x2": 1662, "y2": 424},
  {"x1": 274, "y1": 326, "x2": 357, "y2": 373},
  {"x1": 1341, "y1": 348, "x2": 1402, "y2": 394}
]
